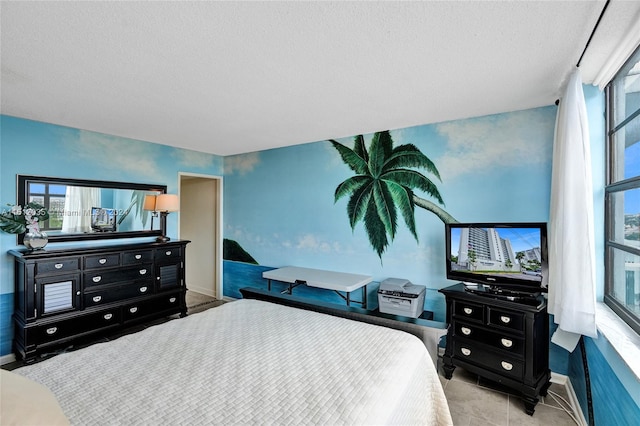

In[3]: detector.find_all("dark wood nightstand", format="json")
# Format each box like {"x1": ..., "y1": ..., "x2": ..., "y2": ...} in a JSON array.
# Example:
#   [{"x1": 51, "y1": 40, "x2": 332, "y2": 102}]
[{"x1": 439, "y1": 283, "x2": 551, "y2": 415}]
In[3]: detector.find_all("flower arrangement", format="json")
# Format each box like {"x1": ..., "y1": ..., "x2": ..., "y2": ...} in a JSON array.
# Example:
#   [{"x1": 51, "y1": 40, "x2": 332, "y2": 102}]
[{"x1": 0, "y1": 202, "x2": 50, "y2": 234}]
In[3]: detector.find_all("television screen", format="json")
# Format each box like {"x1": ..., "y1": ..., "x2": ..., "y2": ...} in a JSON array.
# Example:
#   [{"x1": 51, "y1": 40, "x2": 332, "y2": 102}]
[
  {"x1": 91, "y1": 207, "x2": 117, "y2": 232},
  {"x1": 445, "y1": 222, "x2": 548, "y2": 294}
]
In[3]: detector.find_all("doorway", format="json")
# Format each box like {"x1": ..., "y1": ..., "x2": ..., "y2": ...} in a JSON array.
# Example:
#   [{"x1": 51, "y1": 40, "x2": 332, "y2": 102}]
[{"x1": 178, "y1": 173, "x2": 223, "y2": 299}]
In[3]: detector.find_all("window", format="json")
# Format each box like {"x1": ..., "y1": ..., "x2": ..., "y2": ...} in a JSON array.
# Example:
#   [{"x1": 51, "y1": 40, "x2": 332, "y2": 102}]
[
  {"x1": 27, "y1": 182, "x2": 66, "y2": 230},
  {"x1": 605, "y1": 45, "x2": 640, "y2": 334}
]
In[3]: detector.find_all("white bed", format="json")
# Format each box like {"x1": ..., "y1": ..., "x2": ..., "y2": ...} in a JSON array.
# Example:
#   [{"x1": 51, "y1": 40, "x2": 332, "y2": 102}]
[{"x1": 12, "y1": 299, "x2": 452, "y2": 425}]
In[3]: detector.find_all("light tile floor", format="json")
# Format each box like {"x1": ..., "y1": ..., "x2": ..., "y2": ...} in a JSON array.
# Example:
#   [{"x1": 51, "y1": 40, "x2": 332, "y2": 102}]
[{"x1": 438, "y1": 361, "x2": 579, "y2": 425}]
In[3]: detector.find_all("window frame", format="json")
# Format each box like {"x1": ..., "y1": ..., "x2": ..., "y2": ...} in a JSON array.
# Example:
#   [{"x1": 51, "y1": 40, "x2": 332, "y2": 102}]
[
  {"x1": 26, "y1": 182, "x2": 66, "y2": 231},
  {"x1": 604, "y1": 45, "x2": 640, "y2": 335}
]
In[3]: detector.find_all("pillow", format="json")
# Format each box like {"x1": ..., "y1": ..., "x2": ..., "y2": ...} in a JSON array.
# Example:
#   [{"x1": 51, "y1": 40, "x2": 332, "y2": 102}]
[{"x1": 0, "y1": 369, "x2": 69, "y2": 425}]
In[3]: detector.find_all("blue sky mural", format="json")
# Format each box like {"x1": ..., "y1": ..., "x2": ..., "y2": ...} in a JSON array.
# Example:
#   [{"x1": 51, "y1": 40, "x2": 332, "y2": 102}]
[
  {"x1": 223, "y1": 106, "x2": 556, "y2": 286},
  {"x1": 0, "y1": 115, "x2": 224, "y2": 294}
]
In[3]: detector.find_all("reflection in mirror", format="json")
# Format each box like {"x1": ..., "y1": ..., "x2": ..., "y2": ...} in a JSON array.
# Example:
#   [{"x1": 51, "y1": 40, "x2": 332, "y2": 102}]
[{"x1": 18, "y1": 176, "x2": 167, "y2": 243}]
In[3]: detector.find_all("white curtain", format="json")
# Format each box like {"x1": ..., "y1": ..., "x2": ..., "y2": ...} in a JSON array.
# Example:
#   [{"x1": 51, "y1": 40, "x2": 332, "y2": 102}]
[
  {"x1": 62, "y1": 187, "x2": 101, "y2": 233},
  {"x1": 548, "y1": 68, "x2": 597, "y2": 352}
]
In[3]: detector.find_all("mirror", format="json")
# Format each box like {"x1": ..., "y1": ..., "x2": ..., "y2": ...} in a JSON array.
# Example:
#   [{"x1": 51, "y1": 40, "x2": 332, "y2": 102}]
[{"x1": 17, "y1": 175, "x2": 167, "y2": 243}]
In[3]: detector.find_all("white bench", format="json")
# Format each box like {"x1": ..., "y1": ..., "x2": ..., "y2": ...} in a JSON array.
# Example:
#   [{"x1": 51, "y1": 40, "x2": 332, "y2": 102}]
[{"x1": 262, "y1": 266, "x2": 372, "y2": 309}]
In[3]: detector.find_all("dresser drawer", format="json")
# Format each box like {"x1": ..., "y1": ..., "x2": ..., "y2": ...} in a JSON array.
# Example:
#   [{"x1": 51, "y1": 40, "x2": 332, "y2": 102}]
[
  {"x1": 123, "y1": 293, "x2": 181, "y2": 321},
  {"x1": 84, "y1": 282, "x2": 153, "y2": 307},
  {"x1": 156, "y1": 246, "x2": 182, "y2": 260},
  {"x1": 35, "y1": 258, "x2": 80, "y2": 275},
  {"x1": 454, "y1": 300, "x2": 484, "y2": 323},
  {"x1": 487, "y1": 307, "x2": 525, "y2": 332},
  {"x1": 122, "y1": 250, "x2": 154, "y2": 265},
  {"x1": 454, "y1": 322, "x2": 525, "y2": 355},
  {"x1": 85, "y1": 253, "x2": 121, "y2": 269},
  {"x1": 30, "y1": 309, "x2": 121, "y2": 345},
  {"x1": 84, "y1": 264, "x2": 153, "y2": 287},
  {"x1": 452, "y1": 339, "x2": 524, "y2": 381}
]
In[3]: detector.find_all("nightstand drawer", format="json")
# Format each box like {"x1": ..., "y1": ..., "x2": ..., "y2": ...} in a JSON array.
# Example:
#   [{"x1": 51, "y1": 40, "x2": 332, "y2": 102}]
[
  {"x1": 85, "y1": 253, "x2": 121, "y2": 269},
  {"x1": 487, "y1": 307, "x2": 525, "y2": 332},
  {"x1": 452, "y1": 340, "x2": 524, "y2": 381},
  {"x1": 31, "y1": 309, "x2": 121, "y2": 345},
  {"x1": 35, "y1": 258, "x2": 79, "y2": 275},
  {"x1": 454, "y1": 322, "x2": 524, "y2": 355},
  {"x1": 122, "y1": 250, "x2": 154, "y2": 265},
  {"x1": 84, "y1": 282, "x2": 154, "y2": 307},
  {"x1": 84, "y1": 264, "x2": 153, "y2": 287},
  {"x1": 454, "y1": 300, "x2": 484, "y2": 322}
]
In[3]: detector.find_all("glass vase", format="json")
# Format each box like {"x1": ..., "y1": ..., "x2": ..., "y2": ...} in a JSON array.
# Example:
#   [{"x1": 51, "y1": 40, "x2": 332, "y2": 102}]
[{"x1": 24, "y1": 230, "x2": 48, "y2": 250}]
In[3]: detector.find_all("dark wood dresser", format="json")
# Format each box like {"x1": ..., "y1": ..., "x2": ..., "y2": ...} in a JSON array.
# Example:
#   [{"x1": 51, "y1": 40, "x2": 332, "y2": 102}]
[
  {"x1": 10, "y1": 240, "x2": 189, "y2": 363},
  {"x1": 439, "y1": 283, "x2": 551, "y2": 415}
]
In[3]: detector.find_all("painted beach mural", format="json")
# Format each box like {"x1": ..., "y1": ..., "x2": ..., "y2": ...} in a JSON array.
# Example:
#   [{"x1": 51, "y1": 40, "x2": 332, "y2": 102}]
[{"x1": 223, "y1": 106, "x2": 556, "y2": 320}]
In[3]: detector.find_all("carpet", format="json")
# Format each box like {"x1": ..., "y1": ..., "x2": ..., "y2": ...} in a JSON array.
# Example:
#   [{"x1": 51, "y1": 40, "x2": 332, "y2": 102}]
[{"x1": 186, "y1": 291, "x2": 226, "y2": 314}]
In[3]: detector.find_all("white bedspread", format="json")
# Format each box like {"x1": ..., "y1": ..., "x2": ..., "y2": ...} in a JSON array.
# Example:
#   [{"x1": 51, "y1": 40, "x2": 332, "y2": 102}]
[{"x1": 15, "y1": 299, "x2": 452, "y2": 425}]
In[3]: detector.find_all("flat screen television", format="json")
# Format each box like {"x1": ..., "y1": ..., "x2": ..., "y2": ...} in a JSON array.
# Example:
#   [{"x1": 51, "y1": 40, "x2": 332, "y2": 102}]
[
  {"x1": 91, "y1": 207, "x2": 117, "y2": 232},
  {"x1": 445, "y1": 222, "x2": 548, "y2": 296}
]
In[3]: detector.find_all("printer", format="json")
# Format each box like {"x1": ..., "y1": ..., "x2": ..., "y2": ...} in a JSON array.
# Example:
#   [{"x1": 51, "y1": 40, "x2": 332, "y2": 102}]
[{"x1": 377, "y1": 278, "x2": 426, "y2": 318}]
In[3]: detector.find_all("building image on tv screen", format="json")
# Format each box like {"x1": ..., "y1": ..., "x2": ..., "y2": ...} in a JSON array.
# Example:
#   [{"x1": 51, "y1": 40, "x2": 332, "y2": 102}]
[
  {"x1": 451, "y1": 227, "x2": 542, "y2": 282},
  {"x1": 91, "y1": 207, "x2": 117, "y2": 232}
]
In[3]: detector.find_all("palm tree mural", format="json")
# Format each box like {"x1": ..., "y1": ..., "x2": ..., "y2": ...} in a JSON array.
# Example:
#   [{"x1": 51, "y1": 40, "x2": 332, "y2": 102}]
[
  {"x1": 330, "y1": 130, "x2": 457, "y2": 259},
  {"x1": 117, "y1": 190, "x2": 152, "y2": 228}
]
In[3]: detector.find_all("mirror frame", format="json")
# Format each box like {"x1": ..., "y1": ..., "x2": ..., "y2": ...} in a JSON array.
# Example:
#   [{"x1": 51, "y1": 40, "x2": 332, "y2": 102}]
[{"x1": 17, "y1": 175, "x2": 167, "y2": 243}]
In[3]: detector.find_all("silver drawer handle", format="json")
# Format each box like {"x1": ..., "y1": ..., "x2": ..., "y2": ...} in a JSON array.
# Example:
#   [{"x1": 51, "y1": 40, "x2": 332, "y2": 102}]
[
  {"x1": 169, "y1": 297, "x2": 176, "y2": 303},
  {"x1": 135, "y1": 254, "x2": 142, "y2": 259},
  {"x1": 129, "y1": 307, "x2": 138, "y2": 314},
  {"x1": 501, "y1": 361, "x2": 513, "y2": 371},
  {"x1": 501, "y1": 338, "x2": 513, "y2": 348},
  {"x1": 139, "y1": 269, "x2": 147, "y2": 275},
  {"x1": 99, "y1": 258, "x2": 107, "y2": 264},
  {"x1": 92, "y1": 296, "x2": 102, "y2": 303},
  {"x1": 500, "y1": 315, "x2": 511, "y2": 324},
  {"x1": 460, "y1": 347, "x2": 471, "y2": 356},
  {"x1": 92, "y1": 276, "x2": 102, "y2": 283},
  {"x1": 165, "y1": 250, "x2": 172, "y2": 256},
  {"x1": 103, "y1": 313, "x2": 113, "y2": 320},
  {"x1": 46, "y1": 327, "x2": 57, "y2": 335},
  {"x1": 54, "y1": 263, "x2": 63, "y2": 269},
  {"x1": 139, "y1": 286, "x2": 148, "y2": 293},
  {"x1": 461, "y1": 327, "x2": 471, "y2": 335},
  {"x1": 463, "y1": 307, "x2": 473, "y2": 315}
]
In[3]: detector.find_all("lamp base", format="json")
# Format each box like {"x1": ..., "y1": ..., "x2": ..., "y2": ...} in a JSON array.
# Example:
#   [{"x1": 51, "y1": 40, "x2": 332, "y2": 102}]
[{"x1": 156, "y1": 235, "x2": 171, "y2": 243}]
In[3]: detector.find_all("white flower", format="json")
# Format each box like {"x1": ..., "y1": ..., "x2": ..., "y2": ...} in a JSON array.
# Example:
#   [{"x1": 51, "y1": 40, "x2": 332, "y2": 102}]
[{"x1": 11, "y1": 205, "x2": 22, "y2": 215}]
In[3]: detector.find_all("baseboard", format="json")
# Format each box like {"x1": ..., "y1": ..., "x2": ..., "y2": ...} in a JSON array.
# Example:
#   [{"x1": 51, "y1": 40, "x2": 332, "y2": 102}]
[
  {"x1": 0, "y1": 353, "x2": 16, "y2": 366},
  {"x1": 187, "y1": 287, "x2": 216, "y2": 298},
  {"x1": 222, "y1": 296, "x2": 237, "y2": 302},
  {"x1": 551, "y1": 372, "x2": 587, "y2": 426}
]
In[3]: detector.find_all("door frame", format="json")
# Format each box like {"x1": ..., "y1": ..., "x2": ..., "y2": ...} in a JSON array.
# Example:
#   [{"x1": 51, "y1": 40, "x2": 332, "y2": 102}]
[{"x1": 178, "y1": 172, "x2": 223, "y2": 299}]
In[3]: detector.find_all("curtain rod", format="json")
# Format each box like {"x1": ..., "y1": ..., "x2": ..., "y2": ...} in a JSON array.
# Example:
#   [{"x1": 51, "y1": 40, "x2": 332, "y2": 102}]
[
  {"x1": 576, "y1": 0, "x2": 611, "y2": 68},
  {"x1": 556, "y1": 0, "x2": 611, "y2": 106}
]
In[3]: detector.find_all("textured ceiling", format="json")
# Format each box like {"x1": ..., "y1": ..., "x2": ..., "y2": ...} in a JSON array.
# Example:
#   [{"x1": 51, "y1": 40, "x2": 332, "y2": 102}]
[{"x1": 2, "y1": 1, "x2": 640, "y2": 156}]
